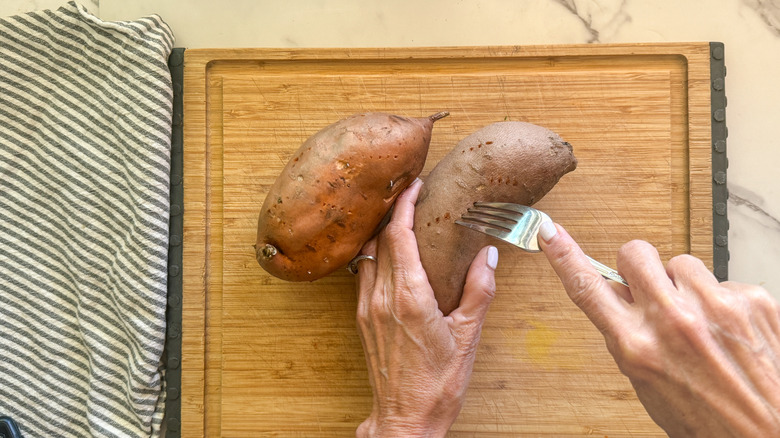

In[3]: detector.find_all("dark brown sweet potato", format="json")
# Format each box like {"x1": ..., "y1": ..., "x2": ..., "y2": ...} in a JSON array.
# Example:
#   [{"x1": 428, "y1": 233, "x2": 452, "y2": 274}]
[
  {"x1": 414, "y1": 121, "x2": 577, "y2": 314},
  {"x1": 256, "y1": 111, "x2": 448, "y2": 281}
]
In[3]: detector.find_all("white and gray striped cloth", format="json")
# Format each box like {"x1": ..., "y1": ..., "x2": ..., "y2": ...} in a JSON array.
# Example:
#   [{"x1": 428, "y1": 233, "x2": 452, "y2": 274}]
[{"x1": 1, "y1": 2, "x2": 173, "y2": 437}]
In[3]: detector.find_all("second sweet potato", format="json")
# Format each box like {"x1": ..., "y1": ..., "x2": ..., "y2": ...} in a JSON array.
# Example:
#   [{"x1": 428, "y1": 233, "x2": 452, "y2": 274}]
[{"x1": 414, "y1": 121, "x2": 577, "y2": 314}]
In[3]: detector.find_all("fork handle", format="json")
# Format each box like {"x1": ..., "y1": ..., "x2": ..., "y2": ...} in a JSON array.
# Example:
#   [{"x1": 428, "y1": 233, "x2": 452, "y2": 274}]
[{"x1": 586, "y1": 256, "x2": 629, "y2": 287}]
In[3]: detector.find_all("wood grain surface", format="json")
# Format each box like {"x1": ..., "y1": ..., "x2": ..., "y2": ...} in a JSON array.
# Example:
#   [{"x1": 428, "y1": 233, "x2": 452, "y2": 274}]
[{"x1": 182, "y1": 43, "x2": 714, "y2": 437}]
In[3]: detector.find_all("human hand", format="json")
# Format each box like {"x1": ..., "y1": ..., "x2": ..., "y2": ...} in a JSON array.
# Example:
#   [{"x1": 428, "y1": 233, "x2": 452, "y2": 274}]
[
  {"x1": 538, "y1": 222, "x2": 780, "y2": 437},
  {"x1": 354, "y1": 179, "x2": 498, "y2": 438}
]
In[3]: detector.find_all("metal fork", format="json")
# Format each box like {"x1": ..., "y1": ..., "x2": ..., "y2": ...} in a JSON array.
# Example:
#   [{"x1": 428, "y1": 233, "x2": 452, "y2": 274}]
[{"x1": 455, "y1": 202, "x2": 628, "y2": 287}]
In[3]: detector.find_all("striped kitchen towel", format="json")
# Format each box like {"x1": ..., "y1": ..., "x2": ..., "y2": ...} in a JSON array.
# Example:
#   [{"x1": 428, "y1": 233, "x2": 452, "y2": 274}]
[{"x1": 0, "y1": 2, "x2": 173, "y2": 437}]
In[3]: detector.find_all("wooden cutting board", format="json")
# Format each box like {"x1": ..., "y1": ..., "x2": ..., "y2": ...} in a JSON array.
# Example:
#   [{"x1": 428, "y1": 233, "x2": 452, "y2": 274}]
[{"x1": 182, "y1": 43, "x2": 716, "y2": 437}]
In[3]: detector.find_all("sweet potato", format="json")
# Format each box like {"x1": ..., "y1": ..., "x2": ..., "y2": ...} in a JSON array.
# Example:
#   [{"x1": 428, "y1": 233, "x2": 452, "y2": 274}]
[
  {"x1": 414, "y1": 121, "x2": 577, "y2": 314},
  {"x1": 256, "y1": 111, "x2": 448, "y2": 281}
]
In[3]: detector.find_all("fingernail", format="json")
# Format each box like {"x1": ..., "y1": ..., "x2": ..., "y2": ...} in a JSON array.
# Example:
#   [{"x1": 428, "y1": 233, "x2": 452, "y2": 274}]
[
  {"x1": 538, "y1": 220, "x2": 557, "y2": 242},
  {"x1": 487, "y1": 246, "x2": 499, "y2": 270}
]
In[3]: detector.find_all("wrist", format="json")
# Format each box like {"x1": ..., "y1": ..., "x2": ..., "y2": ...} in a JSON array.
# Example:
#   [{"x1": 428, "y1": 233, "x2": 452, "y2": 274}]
[{"x1": 357, "y1": 415, "x2": 451, "y2": 438}]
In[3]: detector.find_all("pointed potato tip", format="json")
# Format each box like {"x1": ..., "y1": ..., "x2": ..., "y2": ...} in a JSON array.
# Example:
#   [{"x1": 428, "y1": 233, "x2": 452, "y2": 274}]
[{"x1": 428, "y1": 111, "x2": 450, "y2": 122}]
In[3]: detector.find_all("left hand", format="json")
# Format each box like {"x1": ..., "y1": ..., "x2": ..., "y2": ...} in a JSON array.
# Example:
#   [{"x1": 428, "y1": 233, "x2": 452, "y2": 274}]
[{"x1": 354, "y1": 179, "x2": 498, "y2": 438}]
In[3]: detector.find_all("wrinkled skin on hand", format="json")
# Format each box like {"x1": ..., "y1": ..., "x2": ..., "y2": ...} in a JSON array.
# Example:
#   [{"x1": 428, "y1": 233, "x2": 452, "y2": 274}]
[
  {"x1": 540, "y1": 224, "x2": 780, "y2": 437},
  {"x1": 354, "y1": 179, "x2": 498, "y2": 438}
]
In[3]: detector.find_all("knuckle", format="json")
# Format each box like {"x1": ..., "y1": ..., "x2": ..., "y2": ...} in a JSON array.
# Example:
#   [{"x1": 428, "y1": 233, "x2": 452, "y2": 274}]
[
  {"x1": 651, "y1": 299, "x2": 714, "y2": 351},
  {"x1": 618, "y1": 240, "x2": 655, "y2": 260},
  {"x1": 665, "y1": 304, "x2": 706, "y2": 337},
  {"x1": 356, "y1": 305, "x2": 369, "y2": 326},
  {"x1": 392, "y1": 275, "x2": 427, "y2": 312},
  {"x1": 383, "y1": 221, "x2": 407, "y2": 241},
  {"x1": 699, "y1": 285, "x2": 754, "y2": 331},
  {"x1": 616, "y1": 240, "x2": 657, "y2": 274},
  {"x1": 619, "y1": 239, "x2": 645, "y2": 253},
  {"x1": 388, "y1": 281, "x2": 428, "y2": 321},
  {"x1": 706, "y1": 289, "x2": 742, "y2": 317},
  {"x1": 391, "y1": 293, "x2": 424, "y2": 320},
  {"x1": 469, "y1": 273, "x2": 497, "y2": 302},
  {"x1": 608, "y1": 332, "x2": 660, "y2": 379},
  {"x1": 367, "y1": 293, "x2": 389, "y2": 320},
  {"x1": 566, "y1": 270, "x2": 604, "y2": 308},
  {"x1": 549, "y1": 235, "x2": 577, "y2": 260},
  {"x1": 744, "y1": 284, "x2": 778, "y2": 314},
  {"x1": 440, "y1": 380, "x2": 467, "y2": 402},
  {"x1": 666, "y1": 253, "x2": 702, "y2": 272},
  {"x1": 400, "y1": 268, "x2": 430, "y2": 294},
  {"x1": 705, "y1": 299, "x2": 753, "y2": 339}
]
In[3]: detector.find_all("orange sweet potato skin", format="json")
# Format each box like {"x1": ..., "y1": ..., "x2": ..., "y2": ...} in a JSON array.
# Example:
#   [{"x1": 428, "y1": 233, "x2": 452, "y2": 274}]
[
  {"x1": 256, "y1": 112, "x2": 445, "y2": 281},
  {"x1": 414, "y1": 121, "x2": 577, "y2": 314}
]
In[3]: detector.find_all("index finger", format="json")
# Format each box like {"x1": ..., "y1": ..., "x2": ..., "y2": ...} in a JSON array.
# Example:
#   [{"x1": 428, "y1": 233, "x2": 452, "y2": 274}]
[
  {"x1": 539, "y1": 222, "x2": 630, "y2": 335},
  {"x1": 377, "y1": 178, "x2": 438, "y2": 309},
  {"x1": 382, "y1": 178, "x2": 425, "y2": 266},
  {"x1": 389, "y1": 178, "x2": 423, "y2": 229}
]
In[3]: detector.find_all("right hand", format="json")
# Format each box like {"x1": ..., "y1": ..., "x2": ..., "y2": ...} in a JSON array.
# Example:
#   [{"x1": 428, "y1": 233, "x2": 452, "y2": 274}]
[{"x1": 538, "y1": 222, "x2": 780, "y2": 437}]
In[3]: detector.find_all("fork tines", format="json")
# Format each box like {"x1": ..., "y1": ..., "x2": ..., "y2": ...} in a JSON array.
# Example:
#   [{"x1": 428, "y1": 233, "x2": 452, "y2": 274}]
[
  {"x1": 473, "y1": 202, "x2": 533, "y2": 214},
  {"x1": 454, "y1": 202, "x2": 526, "y2": 238}
]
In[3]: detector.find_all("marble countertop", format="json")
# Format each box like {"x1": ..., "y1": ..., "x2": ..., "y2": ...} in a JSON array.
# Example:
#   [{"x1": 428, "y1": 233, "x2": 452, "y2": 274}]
[{"x1": 5, "y1": 0, "x2": 779, "y2": 299}]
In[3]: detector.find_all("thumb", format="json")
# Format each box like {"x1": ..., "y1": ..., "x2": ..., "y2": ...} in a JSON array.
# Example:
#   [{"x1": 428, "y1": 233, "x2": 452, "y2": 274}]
[{"x1": 452, "y1": 246, "x2": 498, "y2": 324}]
